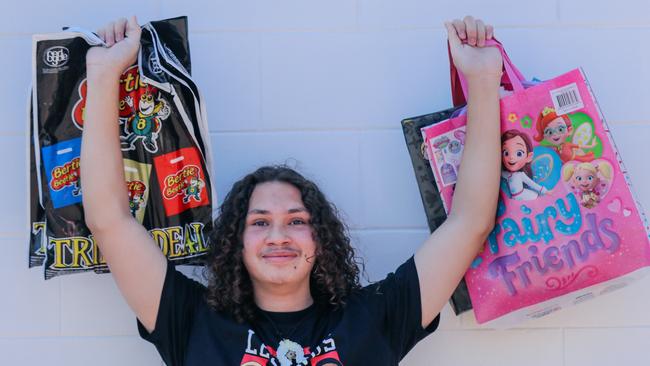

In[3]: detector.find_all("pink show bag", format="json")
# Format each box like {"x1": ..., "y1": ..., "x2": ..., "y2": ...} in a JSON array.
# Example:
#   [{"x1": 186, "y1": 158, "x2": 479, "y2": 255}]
[{"x1": 423, "y1": 39, "x2": 650, "y2": 326}]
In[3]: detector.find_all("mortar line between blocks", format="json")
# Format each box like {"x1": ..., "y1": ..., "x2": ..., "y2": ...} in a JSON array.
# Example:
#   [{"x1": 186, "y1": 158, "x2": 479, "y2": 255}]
[{"x1": 562, "y1": 327, "x2": 566, "y2": 366}]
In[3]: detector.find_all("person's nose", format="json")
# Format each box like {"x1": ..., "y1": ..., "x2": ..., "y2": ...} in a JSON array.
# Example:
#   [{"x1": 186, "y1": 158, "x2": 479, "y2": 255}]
[{"x1": 265, "y1": 222, "x2": 290, "y2": 246}]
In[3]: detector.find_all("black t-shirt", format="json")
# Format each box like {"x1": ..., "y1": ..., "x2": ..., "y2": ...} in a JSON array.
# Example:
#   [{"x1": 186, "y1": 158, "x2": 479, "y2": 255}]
[{"x1": 137, "y1": 256, "x2": 440, "y2": 365}]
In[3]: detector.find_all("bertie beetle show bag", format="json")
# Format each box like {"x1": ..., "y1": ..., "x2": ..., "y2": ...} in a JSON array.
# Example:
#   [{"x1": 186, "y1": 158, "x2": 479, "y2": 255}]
[
  {"x1": 30, "y1": 17, "x2": 216, "y2": 279},
  {"x1": 418, "y1": 39, "x2": 650, "y2": 326}
]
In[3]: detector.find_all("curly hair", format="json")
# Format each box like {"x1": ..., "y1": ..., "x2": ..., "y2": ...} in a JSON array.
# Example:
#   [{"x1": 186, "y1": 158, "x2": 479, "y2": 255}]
[{"x1": 203, "y1": 166, "x2": 363, "y2": 323}]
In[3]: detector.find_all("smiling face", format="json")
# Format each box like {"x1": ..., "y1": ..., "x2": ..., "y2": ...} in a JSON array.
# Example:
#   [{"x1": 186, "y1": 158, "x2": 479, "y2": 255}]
[
  {"x1": 139, "y1": 92, "x2": 155, "y2": 115},
  {"x1": 572, "y1": 167, "x2": 599, "y2": 191},
  {"x1": 502, "y1": 135, "x2": 533, "y2": 172},
  {"x1": 543, "y1": 117, "x2": 572, "y2": 145},
  {"x1": 242, "y1": 181, "x2": 317, "y2": 293}
]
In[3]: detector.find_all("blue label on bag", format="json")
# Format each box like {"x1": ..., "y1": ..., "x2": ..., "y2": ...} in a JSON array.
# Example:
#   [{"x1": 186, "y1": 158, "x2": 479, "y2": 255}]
[{"x1": 41, "y1": 138, "x2": 82, "y2": 209}]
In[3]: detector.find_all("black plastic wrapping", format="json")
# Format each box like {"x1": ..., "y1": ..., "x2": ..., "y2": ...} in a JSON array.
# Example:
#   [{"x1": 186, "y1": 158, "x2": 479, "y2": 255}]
[
  {"x1": 28, "y1": 93, "x2": 46, "y2": 267},
  {"x1": 401, "y1": 105, "x2": 473, "y2": 315}
]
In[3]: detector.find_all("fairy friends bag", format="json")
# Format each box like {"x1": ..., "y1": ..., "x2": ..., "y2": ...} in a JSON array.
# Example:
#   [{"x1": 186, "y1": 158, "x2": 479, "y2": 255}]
[{"x1": 422, "y1": 40, "x2": 650, "y2": 326}]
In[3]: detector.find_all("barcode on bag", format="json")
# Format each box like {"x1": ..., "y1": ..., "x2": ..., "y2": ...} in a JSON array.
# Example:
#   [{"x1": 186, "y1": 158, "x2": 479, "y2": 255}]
[{"x1": 550, "y1": 83, "x2": 584, "y2": 115}]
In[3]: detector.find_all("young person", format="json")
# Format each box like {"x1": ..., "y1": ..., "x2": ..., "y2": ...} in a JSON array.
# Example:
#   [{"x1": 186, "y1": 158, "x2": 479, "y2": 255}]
[{"x1": 81, "y1": 15, "x2": 502, "y2": 365}]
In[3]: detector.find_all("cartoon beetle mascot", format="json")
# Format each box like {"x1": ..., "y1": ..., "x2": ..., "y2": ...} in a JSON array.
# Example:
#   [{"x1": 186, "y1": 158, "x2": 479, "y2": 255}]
[{"x1": 120, "y1": 86, "x2": 170, "y2": 153}]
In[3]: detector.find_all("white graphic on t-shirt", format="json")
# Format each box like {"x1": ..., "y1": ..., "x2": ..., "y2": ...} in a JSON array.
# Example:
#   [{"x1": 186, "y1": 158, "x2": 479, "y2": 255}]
[
  {"x1": 277, "y1": 339, "x2": 308, "y2": 365},
  {"x1": 241, "y1": 330, "x2": 343, "y2": 365}
]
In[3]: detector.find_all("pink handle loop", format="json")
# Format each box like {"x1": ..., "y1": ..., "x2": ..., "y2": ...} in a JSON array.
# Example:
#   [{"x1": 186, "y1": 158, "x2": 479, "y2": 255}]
[{"x1": 450, "y1": 38, "x2": 527, "y2": 106}]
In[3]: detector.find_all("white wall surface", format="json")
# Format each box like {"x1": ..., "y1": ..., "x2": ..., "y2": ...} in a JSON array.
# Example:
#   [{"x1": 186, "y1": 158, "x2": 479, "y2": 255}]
[{"x1": 2, "y1": 0, "x2": 649, "y2": 365}]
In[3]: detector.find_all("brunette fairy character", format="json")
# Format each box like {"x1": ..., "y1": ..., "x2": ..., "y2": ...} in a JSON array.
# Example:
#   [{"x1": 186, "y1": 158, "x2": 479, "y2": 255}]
[
  {"x1": 534, "y1": 107, "x2": 596, "y2": 163},
  {"x1": 562, "y1": 161, "x2": 612, "y2": 209},
  {"x1": 501, "y1": 129, "x2": 548, "y2": 201}
]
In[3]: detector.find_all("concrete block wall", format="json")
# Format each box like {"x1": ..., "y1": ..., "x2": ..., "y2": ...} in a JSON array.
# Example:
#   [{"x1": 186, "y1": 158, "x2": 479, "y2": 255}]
[{"x1": 1, "y1": 1, "x2": 649, "y2": 364}]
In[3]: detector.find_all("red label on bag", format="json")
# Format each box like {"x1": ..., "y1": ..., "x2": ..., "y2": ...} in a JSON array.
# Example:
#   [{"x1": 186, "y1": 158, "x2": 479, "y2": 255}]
[{"x1": 154, "y1": 147, "x2": 209, "y2": 216}]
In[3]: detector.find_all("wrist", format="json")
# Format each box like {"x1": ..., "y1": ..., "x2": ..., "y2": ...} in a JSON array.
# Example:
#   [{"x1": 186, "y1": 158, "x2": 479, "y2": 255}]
[
  {"x1": 86, "y1": 66, "x2": 122, "y2": 84},
  {"x1": 465, "y1": 72, "x2": 502, "y2": 87}
]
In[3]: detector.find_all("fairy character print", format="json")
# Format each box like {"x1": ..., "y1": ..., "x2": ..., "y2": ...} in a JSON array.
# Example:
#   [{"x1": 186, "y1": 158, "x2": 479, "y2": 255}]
[
  {"x1": 120, "y1": 86, "x2": 171, "y2": 153},
  {"x1": 534, "y1": 107, "x2": 596, "y2": 163},
  {"x1": 562, "y1": 160, "x2": 613, "y2": 209},
  {"x1": 428, "y1": 130, "x2": 466, "y2": 186},
  {"x1": 501, "y1": 130, "x2": 548, "y2": 201}
]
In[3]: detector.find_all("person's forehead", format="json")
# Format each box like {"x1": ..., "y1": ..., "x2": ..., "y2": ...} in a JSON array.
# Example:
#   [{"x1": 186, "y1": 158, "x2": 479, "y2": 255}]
[{"x1": 248, "y1": 181, "x2": 306, "y2": 212}]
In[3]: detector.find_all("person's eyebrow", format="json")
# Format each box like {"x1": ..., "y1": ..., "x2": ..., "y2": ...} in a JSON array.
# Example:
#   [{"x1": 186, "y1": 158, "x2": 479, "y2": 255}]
[
  {"x1": 247, "y1": 207, "x2": 308, "y2": 214},
  {"x1": 515, "y1": 142, "x2": 525, "y2": 147},
  {"x1": 288, "y1": 208, "x2": 308, "y2": 214}
]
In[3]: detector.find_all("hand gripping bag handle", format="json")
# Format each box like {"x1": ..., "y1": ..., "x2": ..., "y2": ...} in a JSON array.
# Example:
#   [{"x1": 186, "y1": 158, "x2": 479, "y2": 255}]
[{"x1": 449, "y1": 38, "x2": 526, "y2": 106}]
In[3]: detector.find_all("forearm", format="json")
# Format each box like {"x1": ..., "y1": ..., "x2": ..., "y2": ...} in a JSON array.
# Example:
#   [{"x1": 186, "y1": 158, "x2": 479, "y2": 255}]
[
  {"x1": 415, "y1": 217, "x2": 488, "y2": 323},
  {"x1": 448, "y1": 75, "x2": 501, "y2": 233},
  {"x1": 80, "y1": 70, "x2": 131, "y2": 230},
  {"x1": 414, "y1": 76, "x2": 501, "y2": 326}
]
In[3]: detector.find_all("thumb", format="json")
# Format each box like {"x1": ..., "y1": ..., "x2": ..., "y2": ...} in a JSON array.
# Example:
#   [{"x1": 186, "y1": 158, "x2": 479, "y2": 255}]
[
  {"x1": 125, "y1": 15, "x2": 141, "y2": 39},
  {"x1": 444, "y1": 21, "x2": 461, "y2": 49}
]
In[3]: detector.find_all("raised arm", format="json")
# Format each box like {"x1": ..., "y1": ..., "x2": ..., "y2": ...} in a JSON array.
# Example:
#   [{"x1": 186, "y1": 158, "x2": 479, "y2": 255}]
[
  {"x1": 81, "y1": 16, "x2": 167, "y2": 333},
  {"x1": 414, "y1": 16, "x2": 502, "y2": 327}
]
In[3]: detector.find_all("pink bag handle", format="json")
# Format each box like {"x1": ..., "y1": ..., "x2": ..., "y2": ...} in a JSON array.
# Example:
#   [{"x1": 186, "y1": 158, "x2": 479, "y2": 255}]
[{"x1": 449, "y1": 38, "x2": 527, "y2": 106}]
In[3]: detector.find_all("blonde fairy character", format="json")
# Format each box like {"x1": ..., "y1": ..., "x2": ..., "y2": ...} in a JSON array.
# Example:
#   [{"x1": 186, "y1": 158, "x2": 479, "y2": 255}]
[{"x1": 562, "y1": 161, "x2": 612, "y2": 209}]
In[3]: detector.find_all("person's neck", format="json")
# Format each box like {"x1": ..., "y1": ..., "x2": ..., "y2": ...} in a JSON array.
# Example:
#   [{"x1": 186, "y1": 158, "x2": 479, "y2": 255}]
[{"x1": 253, "y1": 282, "x2": 314, "y2": 313}]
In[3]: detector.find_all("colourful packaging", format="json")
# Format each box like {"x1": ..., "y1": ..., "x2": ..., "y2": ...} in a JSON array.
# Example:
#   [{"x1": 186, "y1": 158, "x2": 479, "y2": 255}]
[
  {"x1": 30, "y1": 17, "x2": 215, "y2": 278},
  {"x1": 422, "y1": 45, "x2": 650, "y2": 326}
]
